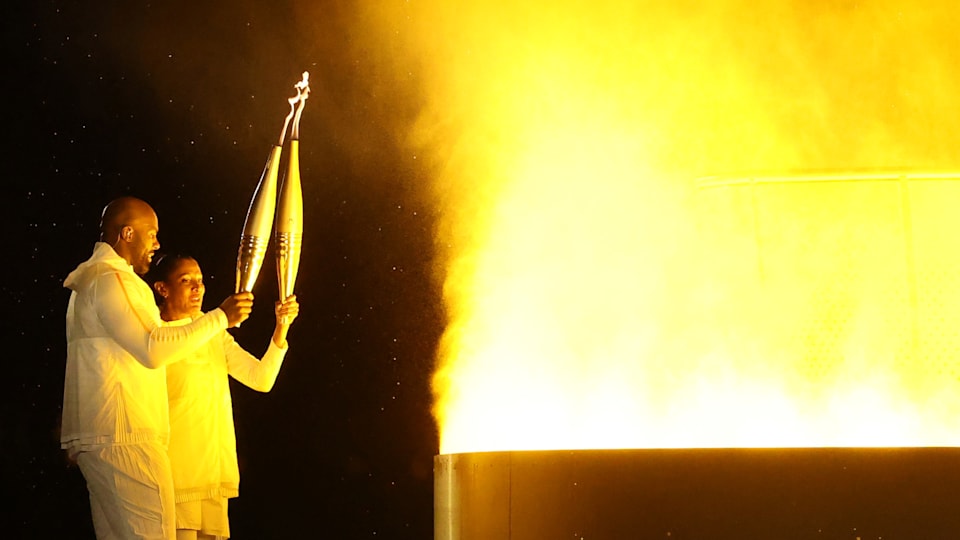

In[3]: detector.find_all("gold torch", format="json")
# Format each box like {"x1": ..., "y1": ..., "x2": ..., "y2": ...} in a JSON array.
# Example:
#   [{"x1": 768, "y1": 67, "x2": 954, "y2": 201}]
[
  {"x1": 235, "y1": 146, "x2": 281, "y2": 294},
  {"x1": 235, "y1": 76, "x2": 305, "y2": 295},
  {"x1": 275, "y1": 72, "x2": 309, "y2": 322}
]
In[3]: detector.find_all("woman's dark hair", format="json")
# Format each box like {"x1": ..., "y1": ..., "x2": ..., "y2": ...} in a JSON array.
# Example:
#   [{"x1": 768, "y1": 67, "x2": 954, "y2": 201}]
[{"x1": 144, "y1": 253, "x2": 196, "y2": 306}]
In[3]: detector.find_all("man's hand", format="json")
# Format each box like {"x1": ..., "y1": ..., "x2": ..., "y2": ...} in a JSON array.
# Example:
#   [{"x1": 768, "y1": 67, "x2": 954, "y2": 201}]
[{"x1": 219, "y1": 292, "x2": 254, "y2": 328}]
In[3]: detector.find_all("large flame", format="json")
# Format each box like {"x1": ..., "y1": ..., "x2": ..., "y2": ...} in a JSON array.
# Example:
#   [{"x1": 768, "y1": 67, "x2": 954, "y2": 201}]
[{"x1": 354, "y1": 0, "x2": 960, "y2": 453}]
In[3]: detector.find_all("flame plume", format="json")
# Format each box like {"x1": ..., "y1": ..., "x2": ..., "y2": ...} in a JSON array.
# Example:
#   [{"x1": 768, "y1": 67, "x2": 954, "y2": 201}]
[{"x1": 336, "y1": 0, "x2": 960, "y2": 454}]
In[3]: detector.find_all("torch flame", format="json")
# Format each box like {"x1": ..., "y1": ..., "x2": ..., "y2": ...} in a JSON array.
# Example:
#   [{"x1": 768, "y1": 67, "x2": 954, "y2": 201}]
[
  {"x1": 278, "y1": 71, "x2": 310, "y2": 146},
  {"x1": 291, "y1": 71, "x2": 310, "y2": 141}
]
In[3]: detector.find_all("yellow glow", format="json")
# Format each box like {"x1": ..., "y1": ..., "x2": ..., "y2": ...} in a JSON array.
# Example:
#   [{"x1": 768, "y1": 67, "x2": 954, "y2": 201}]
[{"x1": 356, "y1": 0, "x2": 960, "y2": 453}]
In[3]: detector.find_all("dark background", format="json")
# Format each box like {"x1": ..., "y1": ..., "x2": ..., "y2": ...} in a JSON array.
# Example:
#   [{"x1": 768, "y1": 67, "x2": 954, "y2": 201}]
[{"x1": 4, "y1": 1, "x2": 441, "y2": 538}]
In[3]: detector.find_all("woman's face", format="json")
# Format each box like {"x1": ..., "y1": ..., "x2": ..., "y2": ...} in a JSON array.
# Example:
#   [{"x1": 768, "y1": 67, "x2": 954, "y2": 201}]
[{"x1": 159, "y1": 257, "x2": 205, "y2": 319}]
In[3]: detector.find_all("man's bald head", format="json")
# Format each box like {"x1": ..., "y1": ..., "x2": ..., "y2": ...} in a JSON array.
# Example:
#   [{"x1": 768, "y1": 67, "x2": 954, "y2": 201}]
[
  {"x1": 99, "y1": 196, "x2": 161, "y2": 274},
  {"x1": 99, "y1": 197, "x2": 156, "y2": 242}
]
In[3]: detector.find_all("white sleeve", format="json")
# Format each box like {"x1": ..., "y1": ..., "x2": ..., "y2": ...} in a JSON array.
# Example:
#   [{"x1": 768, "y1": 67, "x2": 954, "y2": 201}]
[
  {"x1": 223, "y1": 332, "x2": 287, "y2": 392},
  {"x1": 93, "y1": 271, "x2": 228, "y2": 369}
]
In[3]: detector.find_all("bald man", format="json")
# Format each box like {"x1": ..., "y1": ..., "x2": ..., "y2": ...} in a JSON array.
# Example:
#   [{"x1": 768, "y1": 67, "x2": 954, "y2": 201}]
[{"x1": 62, "y1": 197, "x2": 254, "y2": 540}]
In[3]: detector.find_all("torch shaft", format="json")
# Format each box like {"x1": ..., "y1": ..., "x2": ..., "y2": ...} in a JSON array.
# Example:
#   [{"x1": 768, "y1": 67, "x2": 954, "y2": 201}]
[
  {"x1": 275, "y1": 139, "x2": 303, "y2": 319},
  {"x1": 236, "y1": 145, "x2": 283, "y2": 293}
]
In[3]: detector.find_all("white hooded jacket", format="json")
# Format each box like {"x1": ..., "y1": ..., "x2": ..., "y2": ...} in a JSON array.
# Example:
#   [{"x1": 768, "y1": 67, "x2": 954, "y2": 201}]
[{"x1": 61, "y1": 242, "x2": 229, "y2": 455}]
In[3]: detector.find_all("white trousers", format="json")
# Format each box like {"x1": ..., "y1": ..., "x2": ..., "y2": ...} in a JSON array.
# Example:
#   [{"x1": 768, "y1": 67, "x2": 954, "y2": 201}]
[{"x1": 77, "y1": 443, "x2": 177, "y2": 540}]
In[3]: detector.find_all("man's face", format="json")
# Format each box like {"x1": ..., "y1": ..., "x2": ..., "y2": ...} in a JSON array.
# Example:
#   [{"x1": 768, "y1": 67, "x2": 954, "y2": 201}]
[{"x1": 129, "y1": 213, "x2": 160, "y2": 275}]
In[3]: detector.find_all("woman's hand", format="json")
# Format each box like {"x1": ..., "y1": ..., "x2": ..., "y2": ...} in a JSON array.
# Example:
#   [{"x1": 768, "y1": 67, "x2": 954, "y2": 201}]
[
  {"x1": 275, "y1": 295, "x2": 300, "y2": 326},
  {"x1": 272, "y1": 295, "x2": 299, "y2": 348}
]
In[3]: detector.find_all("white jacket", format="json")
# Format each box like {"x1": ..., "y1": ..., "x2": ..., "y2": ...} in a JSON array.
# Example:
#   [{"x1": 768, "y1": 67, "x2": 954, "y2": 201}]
[
  {"x1": 165, "y1": 317, "x2": 287, "y2": 502},
  {"x1": 61, "y1": 242, "x2": 228, "y2": 455}
]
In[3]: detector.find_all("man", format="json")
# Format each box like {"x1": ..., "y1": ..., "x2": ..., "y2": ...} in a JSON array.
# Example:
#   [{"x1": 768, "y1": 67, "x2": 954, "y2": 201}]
[{"x1": 61, "y1": 196, "x2": 253, "y2": 540}]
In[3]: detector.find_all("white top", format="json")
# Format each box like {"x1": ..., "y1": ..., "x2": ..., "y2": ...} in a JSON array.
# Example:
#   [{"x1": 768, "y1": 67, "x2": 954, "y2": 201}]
[
  {"x1": 165, "y1": 316, "x2": 287, "y2": 502},
  {"x1": 61, "y1": 242, "x2": 228, "y2": 455}
]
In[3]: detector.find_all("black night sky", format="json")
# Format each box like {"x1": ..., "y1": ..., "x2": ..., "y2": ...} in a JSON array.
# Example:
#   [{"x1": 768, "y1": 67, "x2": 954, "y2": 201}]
[{"x1": 6, "y1": 1, "x2": 441, "y2": 538}]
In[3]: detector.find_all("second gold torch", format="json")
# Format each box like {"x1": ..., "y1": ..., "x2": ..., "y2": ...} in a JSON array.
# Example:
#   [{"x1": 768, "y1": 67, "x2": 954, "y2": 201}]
[
  {"x1": 276, "y1": 73, "x2": 309, "y2": 319},
  {"x1": 276, "y1": 140, "x2": 302, "y2": 307}
]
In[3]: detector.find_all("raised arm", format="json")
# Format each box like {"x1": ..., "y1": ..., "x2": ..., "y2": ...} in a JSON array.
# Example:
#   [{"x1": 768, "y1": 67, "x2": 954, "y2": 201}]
[
  {"x1": 94, "y1": 271, "x2": 228, "y2": 369},
  {"x1": 225, "y1": 295, "x2": 299, "y2": 392},
  {"x1": 224, "y1": 337, "x2": 287, "y2": 392},
  {"x1": 271, "y1": 295, "x2": 299, "y2": 348}
]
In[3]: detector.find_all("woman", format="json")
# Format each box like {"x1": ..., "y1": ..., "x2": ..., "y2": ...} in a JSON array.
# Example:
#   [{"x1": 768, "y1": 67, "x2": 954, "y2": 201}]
[{"x1": 147, "y1": 253, "x2": 299, "y2": 540}]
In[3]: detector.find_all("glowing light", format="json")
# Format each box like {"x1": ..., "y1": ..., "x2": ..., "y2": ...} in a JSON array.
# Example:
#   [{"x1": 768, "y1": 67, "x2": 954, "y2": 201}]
[{"x1": 362, "y1": 0, "x2": 960, "y2": 453}]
